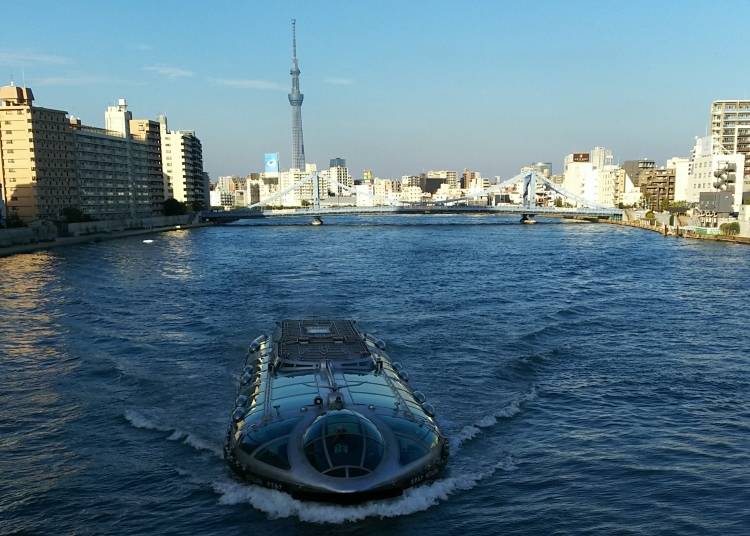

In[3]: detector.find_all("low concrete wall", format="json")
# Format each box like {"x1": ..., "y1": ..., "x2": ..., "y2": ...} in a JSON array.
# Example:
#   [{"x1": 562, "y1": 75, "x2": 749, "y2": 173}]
[
  {"x1": 0, "y1": 214, "x2": 198, "y2": 250},
  {"x1": 0, "y1": 222, "x2": 57, "y2": 247},
  {"x1": 65, "y1": 214, "x2": 197, "y2": 236}
]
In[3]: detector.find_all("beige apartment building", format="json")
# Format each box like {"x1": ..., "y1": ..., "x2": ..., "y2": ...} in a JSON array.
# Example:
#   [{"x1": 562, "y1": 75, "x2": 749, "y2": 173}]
[
  {"x1": 159, "y1": 115, "x2": 209, "y2": 210},
  {"x1": 0, "y1": 85, "x2": 78, "y2": 222},
  {"x1": 1, "y1": 85, "x2": 206, "y2": 224}
]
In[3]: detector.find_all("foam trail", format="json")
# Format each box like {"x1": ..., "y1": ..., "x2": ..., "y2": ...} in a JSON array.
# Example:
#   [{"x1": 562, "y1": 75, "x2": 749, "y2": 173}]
[
  {"x1": 124, "y1": 410, "x2": 223, "y2": 458},
  {"x1": 123, "y1": 409, "x2": 172, "y2": 432},
  {"x1": 213, "y1": 455, "x2": 515, "y2": 524},
  {"x1": 451, "y1": 387, "x2": 537, "y2": 451},
  {"x1": 168, "y1": 430, "x2": 224, "y2": 458}
]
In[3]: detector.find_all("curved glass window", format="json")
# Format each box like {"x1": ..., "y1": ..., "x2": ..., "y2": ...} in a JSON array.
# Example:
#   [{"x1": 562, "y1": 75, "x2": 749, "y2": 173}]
[
  {"x1": 302, "y1": 410, "x2": 384, "y2": 478},
  {"x1": 239, "y1": 417, "x2": 301, "y2": 457},
  {"x1": 254, "y1": 438, "x2": 290, "y2": 470},
  {"x1": 380, "y1": 416, "x2": 439, "y2": 466}
]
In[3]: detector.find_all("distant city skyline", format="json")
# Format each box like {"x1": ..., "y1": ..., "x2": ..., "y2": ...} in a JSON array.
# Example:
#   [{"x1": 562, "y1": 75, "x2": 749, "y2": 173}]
[{"x1": 2, "y1": 0, "x2": 750, "y2": 178}]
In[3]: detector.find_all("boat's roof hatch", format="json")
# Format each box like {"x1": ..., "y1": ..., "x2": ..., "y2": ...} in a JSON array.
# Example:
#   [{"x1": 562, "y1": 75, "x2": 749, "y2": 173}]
[{"x1": 277, "y1": 319, "x2": 371, "y2": 362}]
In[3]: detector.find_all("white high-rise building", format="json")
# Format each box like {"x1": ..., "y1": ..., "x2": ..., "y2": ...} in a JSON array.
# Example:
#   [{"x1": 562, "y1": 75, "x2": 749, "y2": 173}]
[
  {"x1": 666, "y1": 157, "x2": 691, "y2": 202},
  {"x1": 687, "y1": 136, "x2": 746, "y2": 209},
  {"x1": 159, "y1": 114, "x2": 209, "y2": 209},
  {"x1": 590, "y1": 146, "x2": 614, "y2": 169},
  {"x1": 562, "y1": 160, "x2": 598, "y2": 204},
  {"x1": 320, "y1": 164, "x2": 352, "y2": 196},
  {"x1": 711, "y1": 100, "x2": 750, "y2": 180}
]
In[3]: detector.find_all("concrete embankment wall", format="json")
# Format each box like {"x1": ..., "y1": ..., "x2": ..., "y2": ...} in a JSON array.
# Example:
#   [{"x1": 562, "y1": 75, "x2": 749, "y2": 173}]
[
  {"x1": 0, "y1": 214, "x2": 204, "y2": 257},
  {"x1": 64, "y1": 214, "x2": 198, "y2": 237}
]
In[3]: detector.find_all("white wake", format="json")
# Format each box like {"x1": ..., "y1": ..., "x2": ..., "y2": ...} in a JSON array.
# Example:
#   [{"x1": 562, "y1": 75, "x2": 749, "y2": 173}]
[
  {"x1": 123, "y1": 409, "x2": 223, "y2": 458},
  {"x1": 450, "y1": 386, "x2": 537, "y2": 451},
  {"x1": 212, "y1": 456, "x2": 516, "y2": 523}
]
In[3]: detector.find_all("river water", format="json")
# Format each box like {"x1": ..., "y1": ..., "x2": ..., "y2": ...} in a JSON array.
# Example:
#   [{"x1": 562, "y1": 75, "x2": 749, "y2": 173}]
[{"x1": 1, "y1": 216, "x2": 748, "y2": 535}]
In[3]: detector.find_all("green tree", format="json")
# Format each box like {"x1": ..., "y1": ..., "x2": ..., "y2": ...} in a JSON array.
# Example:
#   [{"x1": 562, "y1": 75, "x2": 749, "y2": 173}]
[
  {"x1": 4, "y1": 212, "x2": 26, "y2": 228},
  {"x1": 720, "y1": 222, "x2": 741, "y2": 236},
  {"x1": 645, "y1": 210, "x2": 655, "y2": 221},
  {"x1": 163, "y1": 198, "x2": 187, "y2": 216},
  {"x1": 554, "y1": 197, "x2": 563, "y2": 207},
  {"x1": 62, "y1": 206, "x2": 92, "y2": 223}
]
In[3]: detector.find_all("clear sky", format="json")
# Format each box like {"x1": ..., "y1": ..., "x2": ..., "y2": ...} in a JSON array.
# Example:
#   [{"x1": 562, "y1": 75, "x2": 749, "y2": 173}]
[{"x1": 3, "y1": 0, "x2": 750, "y2": 179}]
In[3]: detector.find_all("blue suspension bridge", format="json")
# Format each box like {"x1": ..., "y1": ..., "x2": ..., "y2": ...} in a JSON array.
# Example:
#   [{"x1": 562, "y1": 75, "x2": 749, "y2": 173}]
[{"x1": 203, "y1": 170, "x2": 623, "y2": 223}]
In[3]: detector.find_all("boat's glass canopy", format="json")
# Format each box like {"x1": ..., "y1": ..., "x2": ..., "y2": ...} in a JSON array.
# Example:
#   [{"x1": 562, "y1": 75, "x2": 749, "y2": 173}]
[
  {"x1": 380, "y1": 415, "x2": 440, "y2": 465},
  {"x1": 303, "y1": 410, "x2": 384, "y2": 478},
  {"x1": 239, "y1": 417, "x2": 301, "y2": 470}
]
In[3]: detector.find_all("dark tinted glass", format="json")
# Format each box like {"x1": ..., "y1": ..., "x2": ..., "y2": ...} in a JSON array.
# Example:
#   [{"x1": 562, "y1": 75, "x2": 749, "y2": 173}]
[
  {"x1": 325, "y1": 433, "x2": 364, "y2": 467},
  {"x1": 398, "y1": 437, "x2": 429, "y2": 465},
  {"x1": 304, "y1": 438, "x2": 329, "y2": 471},
  {"x1": 363, "y1": 439, "x2": 384, "y2": 470},
  {"x1": 241, "y1": 417, "x2": 301, "y2": 455},
  {"x1": 255, "y1": 438, "x2": 290, "y2": 470}
]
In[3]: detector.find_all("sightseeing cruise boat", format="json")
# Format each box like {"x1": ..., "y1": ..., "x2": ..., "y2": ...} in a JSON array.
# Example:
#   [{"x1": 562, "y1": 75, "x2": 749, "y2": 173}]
[{"x1": 224, "y1": 319, "x2": 449, "y2": 502}]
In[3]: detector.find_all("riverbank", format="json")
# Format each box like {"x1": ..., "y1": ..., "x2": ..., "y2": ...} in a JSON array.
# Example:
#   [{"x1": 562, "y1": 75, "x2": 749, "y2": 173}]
[
  {"x1": 608, "y1": 219, "x2": 750, "y2": 244},
  {"x1": 0, "y1": 219, "x2": 211, "y2": 258}
]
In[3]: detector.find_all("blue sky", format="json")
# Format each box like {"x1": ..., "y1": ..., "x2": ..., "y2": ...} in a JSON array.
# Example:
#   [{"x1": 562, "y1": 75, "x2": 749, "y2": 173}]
[{"x1": 2, "y1": 0, "x2": 749, "y2": 179}]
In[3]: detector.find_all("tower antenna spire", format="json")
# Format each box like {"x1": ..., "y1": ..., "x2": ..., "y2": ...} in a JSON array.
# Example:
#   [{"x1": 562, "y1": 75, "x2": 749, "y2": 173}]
[{"x1": 292, "y1": 18, "x2": 297, "y2": 62}]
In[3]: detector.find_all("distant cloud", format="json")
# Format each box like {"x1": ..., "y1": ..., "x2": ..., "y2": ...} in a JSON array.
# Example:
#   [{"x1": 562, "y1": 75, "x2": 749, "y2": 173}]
[
  {"x1": 324, "y1": 77, "x2": 354, "y2": 86},
  {"x1": 144, "y1": 65, "x2": 194, "y2": 78},
  {"x1": 32, "y1": 75, "x2": 144, "y2": 87},
  {"x1": 0, "y1": 50, "x2": 71, "y2": 65},
  {"x1": 212, "y1": 78, "x2": 286, "y2": 91}
]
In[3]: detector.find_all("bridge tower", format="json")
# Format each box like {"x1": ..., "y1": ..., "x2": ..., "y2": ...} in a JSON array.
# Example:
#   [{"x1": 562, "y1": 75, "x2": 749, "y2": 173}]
[{"x1": 521, "y1": 172, "x2": 537, "y2": 223}]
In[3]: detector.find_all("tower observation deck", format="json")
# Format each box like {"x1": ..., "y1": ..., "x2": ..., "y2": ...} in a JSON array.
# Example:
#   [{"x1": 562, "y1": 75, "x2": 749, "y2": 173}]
[{"x1": 289, "y1": 19, "x2": 306, "y2": 170}]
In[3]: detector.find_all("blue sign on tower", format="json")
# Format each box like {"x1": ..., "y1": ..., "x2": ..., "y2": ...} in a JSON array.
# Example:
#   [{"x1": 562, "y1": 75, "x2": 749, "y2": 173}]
[{"x1": 264, "y1": 153, "x2": 279, "y2": 173}]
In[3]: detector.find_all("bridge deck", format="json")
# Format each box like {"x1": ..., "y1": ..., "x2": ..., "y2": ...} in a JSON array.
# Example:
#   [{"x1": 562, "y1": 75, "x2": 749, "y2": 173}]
[{"x1": 204, "y1": 204, "x2": 623, "y2": 221}]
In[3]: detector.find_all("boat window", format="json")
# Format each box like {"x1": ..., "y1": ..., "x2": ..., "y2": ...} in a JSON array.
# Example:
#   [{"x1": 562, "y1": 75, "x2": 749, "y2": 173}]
[
  {"x1": 254, "y1": 438, "x2": 290, "y2": 470},
  {"x1": 396, "y1": 437, "x2": 429, "y2": 465},
  {"x1": 324, "y1": 468, "x2": 347, "y2": 477},
  {"x1": 363, "y1": 439, "x2": 383, "y2": 470},
  {"x1": 304, "y1": 438, "x2": 329, "y2": 472},
  {"x1": 348, "y1": 467, "x2": 368, "y2": 477},
  {"x1": 380, "y1": 416, "x2": 439, "y2": 465},
  {"x1": 326, "y1": 433, "x2": 363, "y2": 467},
  {"x1": 240, "y1": 417, "x2": 301, "y2": 456},
  {"x1": 348, "y1": 391, "x2": 393, "y2": 408},
  {"x1": 302, "y1": 410, "x2": 384, "y2": 477}
]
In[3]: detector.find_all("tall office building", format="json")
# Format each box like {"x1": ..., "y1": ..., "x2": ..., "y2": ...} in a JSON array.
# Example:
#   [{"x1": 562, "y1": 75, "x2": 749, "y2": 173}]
[
  {"x1": 288, "y1": 19, "x2": 306, "y2": 170},
  {"x1": 711, "y1": 100, "x2": 750, "y2": 182}
]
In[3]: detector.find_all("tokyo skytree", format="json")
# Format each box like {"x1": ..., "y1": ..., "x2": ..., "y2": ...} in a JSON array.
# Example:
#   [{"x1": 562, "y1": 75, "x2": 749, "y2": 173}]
[{"x1": 288, "y1": 19, "x2": 306, "y2": 170}]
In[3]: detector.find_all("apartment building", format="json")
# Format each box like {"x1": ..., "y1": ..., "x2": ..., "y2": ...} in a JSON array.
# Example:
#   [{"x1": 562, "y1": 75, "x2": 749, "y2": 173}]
[
  {"x1": 0, "y1": 85, "x2": 78, "y2": 222},
  {"x1": 159, "y1": 115, "x2": 209, "y2": 210}
]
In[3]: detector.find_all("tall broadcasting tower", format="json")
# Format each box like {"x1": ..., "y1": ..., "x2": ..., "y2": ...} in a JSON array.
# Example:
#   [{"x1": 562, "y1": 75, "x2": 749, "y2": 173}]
[{"x1": 288, "y1": 19, "x2": 306, "y2": 170}]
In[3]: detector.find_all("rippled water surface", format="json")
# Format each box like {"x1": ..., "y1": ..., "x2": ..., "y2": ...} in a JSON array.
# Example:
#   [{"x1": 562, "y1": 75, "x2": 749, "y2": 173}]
[{"x1": 1, "y1": 216, "x2": 749, "y2": 535}]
